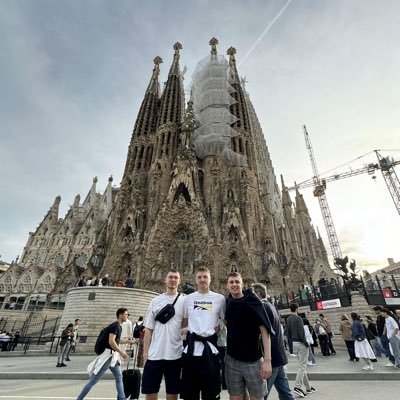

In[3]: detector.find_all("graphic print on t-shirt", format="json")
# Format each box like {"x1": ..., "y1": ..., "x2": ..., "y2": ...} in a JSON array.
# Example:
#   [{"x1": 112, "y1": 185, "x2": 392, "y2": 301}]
[{"x1": 194, "y1": 300, "x2": 213, "y2": 311}]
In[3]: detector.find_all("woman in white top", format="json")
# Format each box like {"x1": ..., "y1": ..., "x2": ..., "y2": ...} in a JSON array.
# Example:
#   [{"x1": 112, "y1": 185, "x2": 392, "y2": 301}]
[{"x1": 303, "y1": 318, "x2": 316, "y2": 365}]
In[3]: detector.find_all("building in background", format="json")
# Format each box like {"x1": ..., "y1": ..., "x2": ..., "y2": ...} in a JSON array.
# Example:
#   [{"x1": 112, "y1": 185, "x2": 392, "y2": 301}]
[{"x1": 0, "y1": 39, "x2": 334, "y2": 310}]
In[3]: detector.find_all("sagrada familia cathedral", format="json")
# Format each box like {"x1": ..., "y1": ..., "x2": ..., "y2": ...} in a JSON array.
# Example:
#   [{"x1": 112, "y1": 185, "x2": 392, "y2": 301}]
[{"x1": 0, "y1": 39, "x2": 334, "y2": 309}]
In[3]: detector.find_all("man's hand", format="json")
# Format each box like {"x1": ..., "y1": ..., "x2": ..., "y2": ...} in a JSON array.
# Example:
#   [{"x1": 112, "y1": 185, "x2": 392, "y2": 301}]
[
  {"x1": 120, "y1": 350, "x2": 128, "y2": 360},
  {"x1": 214, "y1": 325, "x2": 221, "y2": 335},
  {"x1": 260, "y1": 359, "x2": 272, "y2": 380}
]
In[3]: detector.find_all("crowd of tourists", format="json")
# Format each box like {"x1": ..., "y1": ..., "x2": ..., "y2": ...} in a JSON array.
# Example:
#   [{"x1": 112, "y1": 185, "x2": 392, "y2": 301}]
[
  {"x1": 0, "y1": 330, "x2": 20, "y2": 351},
  {"x1": 75, "y1": 274, "x2": 135, "y2": 288}
]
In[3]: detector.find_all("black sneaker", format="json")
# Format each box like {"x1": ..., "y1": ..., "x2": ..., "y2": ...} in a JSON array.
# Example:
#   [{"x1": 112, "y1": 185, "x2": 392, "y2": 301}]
[
  {"x1": 65, "y1": 358, "x2": 71, "y2": 362},
  {"x1": 293, "y1": 387, "x2": 307, "y2": 397},
  {"x1": 56, "y1": 363, "x2": 62, "y2": 367},
  {"x1": 60, "y1": 363, "x2": 67, "y2": 367},
  {"x1": 306, "y1": 387, "x2": 316, "y2": 393}
]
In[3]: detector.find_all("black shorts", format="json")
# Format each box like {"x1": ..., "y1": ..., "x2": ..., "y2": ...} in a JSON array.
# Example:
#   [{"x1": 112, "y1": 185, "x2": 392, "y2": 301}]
[
  {"x1": 141, "y1": 358, "x2": 182, "y2": 394},
  {"x1": 181, "y1": 354, "x2": 221, "y2": 400}
]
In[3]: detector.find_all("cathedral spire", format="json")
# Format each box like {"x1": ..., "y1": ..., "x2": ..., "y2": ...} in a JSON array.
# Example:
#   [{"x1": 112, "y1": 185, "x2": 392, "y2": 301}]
[
  {"x1": 226, "y1": 46, "x2": 250, "y2": 132},
  {"x1": 131, "y1": 57, "x2": 162, "y2": 138},
  {"x1": 209, "y1": 37, "x2": 219, "y2": 55},
  {"x1": 146, "y1": 56, "x2": 163, "y2": 95},
  {"x1": 158, "y1": 42, "x2": 184, "y2": 126},
  {"x1": 169, "y1": 42, "x2": 182, "y2": 77}
]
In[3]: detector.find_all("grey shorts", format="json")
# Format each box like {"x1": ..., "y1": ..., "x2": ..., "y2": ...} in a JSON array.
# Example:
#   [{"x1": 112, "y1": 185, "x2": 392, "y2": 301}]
[{"x1": 225, "y1": 354, "x2": 266, "y2": 398}]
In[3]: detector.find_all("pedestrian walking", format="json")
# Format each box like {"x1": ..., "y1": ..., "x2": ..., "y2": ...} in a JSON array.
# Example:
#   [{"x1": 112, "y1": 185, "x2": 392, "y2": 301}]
[
  {"x1": 380, "y1": 308, "x2": 400, "y2": 368},
  {"x1": 57, "y1": 323, "x2": 74, "y2": 367},
  {"x1": 339, "y1": 315, "x2": 358, "y2": 361},
  {"x1": 75, "y1": 308, "x2": 135, "y2": 400},
  {"x1": 319, "y1": 314, "x2": 336, "y2": 355},
  {"x1": 351, "y1": 313, "x2": 375, "y2": 371},
  {"x1": 65, "y1": 319, "x2": 81, "y2": 361},
  {"x1": 286, "y1": 304, "x2": 315, "y2": 398}
]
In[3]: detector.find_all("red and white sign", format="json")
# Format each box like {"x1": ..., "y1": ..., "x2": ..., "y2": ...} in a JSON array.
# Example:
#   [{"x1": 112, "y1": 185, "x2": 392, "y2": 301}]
[
  {"x1": 316, "y1": 298, "x2": 341, "y2": 310},
  {"x1": 383, "y1": 289, "x2": 400, "y2": 305}
]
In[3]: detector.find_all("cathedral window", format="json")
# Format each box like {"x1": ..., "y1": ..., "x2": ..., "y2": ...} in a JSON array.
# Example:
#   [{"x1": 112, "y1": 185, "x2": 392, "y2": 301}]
[
  {"x1": 173, "y1": 183, "x2": 191, "y2": 205},
  {"x1": 228, "y1": 225, "x2": 239, "y2": 243},
  {"x1": 229, "y1": 263, "x2": 238, "y2": 273}
]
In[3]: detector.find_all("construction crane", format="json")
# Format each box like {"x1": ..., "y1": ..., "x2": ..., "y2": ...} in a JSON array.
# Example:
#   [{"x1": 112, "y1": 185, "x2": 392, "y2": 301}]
[
  {"x1": 288, "y1": 146, "x2": 400, "y2": 216},
  {"x1": 300, "y1": 125, "x2": 343, "y2": 260}
]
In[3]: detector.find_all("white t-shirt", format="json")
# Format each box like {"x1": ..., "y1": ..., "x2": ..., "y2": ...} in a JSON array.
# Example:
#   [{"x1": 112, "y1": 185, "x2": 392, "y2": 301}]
[
  {"x1": 144, "y1": 293, "x2": 185, "y2": 360},
  {"x1": 183, "y1": 290, "x2": 226, "y2": 356},
  {"x1": 385, "y1": 316, "x2": 400, "y2": 339},
  {"x1": 121, "y1": 319, "x2": 133, "y2": 339}
]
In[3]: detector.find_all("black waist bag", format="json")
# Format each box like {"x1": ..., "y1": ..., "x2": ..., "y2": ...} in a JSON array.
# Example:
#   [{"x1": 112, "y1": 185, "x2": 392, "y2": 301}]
[{"x1": 155, "y1": 294, "x2": 180, "y2": 324}]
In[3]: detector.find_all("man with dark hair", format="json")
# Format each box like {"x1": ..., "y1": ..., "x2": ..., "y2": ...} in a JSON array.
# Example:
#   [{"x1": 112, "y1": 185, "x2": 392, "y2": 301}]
[
  {"x1": 224, "y1": 273, "x2": 273, "y2": 400},
  {"x1": 76, "y1": 308, "x2": 134, "y2": 400},
  {"x1": 252, "y1": 283, "x2": 294, "y2": 400},
  {"x1": 142, "y1": 270, "x2": 185, "y2": 400},
  {"x1": 373, "y1": 305, "x2": 394, "y2": 366},
  {"x1": 380, "y1": 308, "x2": 400, "y2": 368},
  {"x1": 181, "y1": 266, "x2": 226, "y2": 400},
  {"x1": 286, "y1": 304, "x2": 315, "y2": 398}
]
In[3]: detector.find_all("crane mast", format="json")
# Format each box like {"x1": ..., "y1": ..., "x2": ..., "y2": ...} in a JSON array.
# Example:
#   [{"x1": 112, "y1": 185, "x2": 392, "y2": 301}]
[
  {"x1": 375, "y1": 151, "x2": 400, "y2": 215},
  {"x1": 303, "y1": 125, "x2": 343, "y2": 260}
]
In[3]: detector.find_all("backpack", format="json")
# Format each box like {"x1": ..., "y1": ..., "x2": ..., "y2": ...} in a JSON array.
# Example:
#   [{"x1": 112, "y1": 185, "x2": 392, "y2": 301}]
[
  {"x1": 133, "y1": 322, "x2": 144, "y2": 339},
  {"x1": 94, "y1": 326, "x2": 109, "y2": 355}
]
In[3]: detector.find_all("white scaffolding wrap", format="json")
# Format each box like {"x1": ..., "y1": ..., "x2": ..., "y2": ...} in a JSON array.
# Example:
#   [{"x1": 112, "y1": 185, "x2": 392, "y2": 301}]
[{"x1": 191, "y1": 55, "x2": 246, "y2": 166}]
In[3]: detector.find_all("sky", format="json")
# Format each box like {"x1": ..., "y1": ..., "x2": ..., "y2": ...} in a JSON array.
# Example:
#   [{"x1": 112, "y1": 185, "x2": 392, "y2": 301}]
[{"x1": 1, "y1": 0, "x2": 399, "y2": 273}]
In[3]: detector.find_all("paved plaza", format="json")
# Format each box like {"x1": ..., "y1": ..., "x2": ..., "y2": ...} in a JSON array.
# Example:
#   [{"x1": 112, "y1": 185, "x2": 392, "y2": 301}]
[{"x1": 0, "y1": 349, "x2": 399, "y2": 399}]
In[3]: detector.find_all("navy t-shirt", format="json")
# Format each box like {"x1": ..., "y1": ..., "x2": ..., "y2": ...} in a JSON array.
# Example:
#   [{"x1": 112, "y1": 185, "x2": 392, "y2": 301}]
[
  {"x1": 226, "y1": 290, "x2": 273, "y2": 362},
  {"x1": 105, "y1": 321, "x2": 122, "y2": 350}
]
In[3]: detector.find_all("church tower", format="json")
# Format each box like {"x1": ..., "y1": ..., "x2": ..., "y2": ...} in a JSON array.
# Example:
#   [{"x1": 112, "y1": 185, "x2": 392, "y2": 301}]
[{"x1": 101, "y1": 39, "x2": 333, "y2": 293}]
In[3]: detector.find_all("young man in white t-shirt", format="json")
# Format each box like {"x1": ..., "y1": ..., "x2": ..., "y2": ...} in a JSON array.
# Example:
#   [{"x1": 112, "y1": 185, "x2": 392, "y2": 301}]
[
  {"x1": 381, "y1": 308, "x2": 400, "y2": 368},
  {"x1": 142, "y1": 270, "x2": 185, "y2": 400},
  {"x1": 181, "y1": 266, "x2": 226, "y2": 400}
]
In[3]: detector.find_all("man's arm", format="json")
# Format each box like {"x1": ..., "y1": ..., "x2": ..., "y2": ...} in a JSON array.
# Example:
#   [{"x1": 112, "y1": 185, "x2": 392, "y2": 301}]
[
  {"x1": 143, "y1": 327, "x2": 153, "y2": 364},
  {"x1": 108, "y1": 333, "x2": 128, "y2": 359},
  {"x1": 182, "y1": 317, "x2": 188, "y2": 329},
  {"x1": 259, "y1": 325, "x2": 272, "y2": 379}
]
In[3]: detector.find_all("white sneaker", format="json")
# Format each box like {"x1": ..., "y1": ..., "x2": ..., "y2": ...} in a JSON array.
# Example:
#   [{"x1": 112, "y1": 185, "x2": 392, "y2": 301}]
[
  {"x1": 290, "y1": 353, "x2": 297, "y2": 357},
  {"x1": 307, "y1": 361, "x2": 313, "y2": 365},
  {"x1": 363, "y1": 365, "x2": 374, "y2": 371},
  {"x1": 385, "y1": 362, "x2": 395, "y2": 367}
]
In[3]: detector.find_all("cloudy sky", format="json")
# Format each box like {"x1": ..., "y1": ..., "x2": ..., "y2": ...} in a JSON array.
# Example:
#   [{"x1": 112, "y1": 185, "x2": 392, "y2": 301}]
[{"x1": 1, "y1": 0, "x2": 399, "y2": 272}]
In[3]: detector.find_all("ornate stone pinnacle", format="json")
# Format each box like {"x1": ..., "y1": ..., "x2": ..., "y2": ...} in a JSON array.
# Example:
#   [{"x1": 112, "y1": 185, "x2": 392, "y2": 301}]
[
  {"x1": 173, "y1": 42, "x2": 183, "y2": 51},
  {"x1": 153, "y1": 56, "x2": 163, "y2": 65},
  {"x1": 227, "y1": 47, "x2": 236, "y2": 56},
  {"x1": 93, "y1": 176, "x2": 98, "y2": 183},
  {"x1": 209, "y1": 37, "x2": 219, "y2": 55}
]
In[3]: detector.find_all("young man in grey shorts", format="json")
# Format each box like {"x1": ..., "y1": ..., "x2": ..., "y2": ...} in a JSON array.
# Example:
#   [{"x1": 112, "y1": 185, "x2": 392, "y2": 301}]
[{"x1": 225, "y1": 272, "x2": 274, "y2": 400}]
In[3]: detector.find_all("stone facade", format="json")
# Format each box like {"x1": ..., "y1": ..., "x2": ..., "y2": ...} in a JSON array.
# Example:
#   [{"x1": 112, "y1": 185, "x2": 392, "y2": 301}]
[
  {"x1": 0, "y1": 39, "x2": 335, "y2": 309},
  {"x1": 102, "y1": 39, "x2": 334, "y2": 294}
]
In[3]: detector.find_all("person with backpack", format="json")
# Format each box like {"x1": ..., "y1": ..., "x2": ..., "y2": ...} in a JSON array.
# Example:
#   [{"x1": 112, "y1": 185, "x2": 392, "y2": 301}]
[{"x1": 75, "y1": 308, "x2": 134, "y2": 400}]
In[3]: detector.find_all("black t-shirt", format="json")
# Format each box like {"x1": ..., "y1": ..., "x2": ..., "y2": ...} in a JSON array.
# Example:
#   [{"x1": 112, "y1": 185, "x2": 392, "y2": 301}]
[
  {"x1": 226, "y1": 290, "x2": 273, "y2": 362},
  {"x1": 105, "y1": 321, "x2": 122, "y2": 350},
  {"x1": 262, "y1": 300, "x2": 288, "y2": 367}
]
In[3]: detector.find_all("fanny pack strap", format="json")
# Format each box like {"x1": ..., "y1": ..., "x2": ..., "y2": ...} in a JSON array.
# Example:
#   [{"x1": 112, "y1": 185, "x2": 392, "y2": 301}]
[{"x1": 171, "y1": 293, "x2": 180, "y2": 306}]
